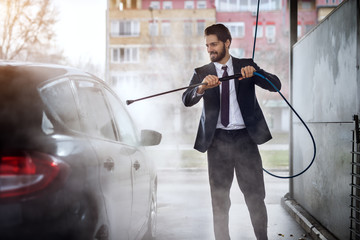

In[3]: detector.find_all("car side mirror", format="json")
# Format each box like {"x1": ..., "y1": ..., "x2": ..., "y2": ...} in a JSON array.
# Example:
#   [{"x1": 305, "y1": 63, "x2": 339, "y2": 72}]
[{"x1": 140, "y1": 129, "x2": 162, "y2": 146}]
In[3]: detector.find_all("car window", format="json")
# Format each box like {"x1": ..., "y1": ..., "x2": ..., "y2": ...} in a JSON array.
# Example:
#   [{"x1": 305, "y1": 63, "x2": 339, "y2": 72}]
[
  {"x1": 104, "y1": 89, "x2": 138, "y2": 145},
  {"x1": 41, "y1": 111, "x2": 54, "y2": 135},
  {"x1": 75, "y1": 80, "x2": 117, "y2": 141},
  {"x1": 40, "y1": 79, "x2": 81, "y2": 131}
]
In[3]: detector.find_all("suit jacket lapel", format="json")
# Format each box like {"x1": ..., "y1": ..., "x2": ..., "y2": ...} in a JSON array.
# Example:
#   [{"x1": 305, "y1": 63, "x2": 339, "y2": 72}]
[
  {"x1": 232, "y1": 57, "x2": 243, "y2": 95},
  {"x1": 204, "y1": 63, "x2": 220, "y2": 99}
]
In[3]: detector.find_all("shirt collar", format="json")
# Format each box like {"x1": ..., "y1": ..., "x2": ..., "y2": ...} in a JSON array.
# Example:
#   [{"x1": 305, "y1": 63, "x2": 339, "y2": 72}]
[{"x1": 214, "y1": 56, "x2": 233, "y2": 71}]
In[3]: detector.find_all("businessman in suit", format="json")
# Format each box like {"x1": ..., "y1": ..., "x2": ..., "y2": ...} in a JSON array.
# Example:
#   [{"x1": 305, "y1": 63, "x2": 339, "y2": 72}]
[{"x1": 182, "y1": 24, "x2": 281, "y2": 240}]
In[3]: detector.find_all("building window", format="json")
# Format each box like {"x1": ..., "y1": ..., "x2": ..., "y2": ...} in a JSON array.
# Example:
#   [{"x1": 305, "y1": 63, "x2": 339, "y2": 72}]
[
  {"x1": 253, "y1": 24, "x2": 263, "y2": 38},
  {"x1": 161, "y1": 21, "x2": 171, "y2": 36},
  {"x1": 265, "y1": 24, "x2": 276, "y2": 43},
  {"x1": 240, "y1": 0, "x2": 248, "y2": 11},
  {"x1": 163, "y1": 1, "x2": 173, "y2": 9},
  {"x1": 197, "y1": 1, "x2": 207, "y2": 8},
  {"x1": 225, "y1": 22, "x2": 245, "y2": 38},
  {"x1": 184, "y1": 21, "x2": 192, "y2": 36},
  {"x1": 184, "y1": 1, "x2": 194, "y2": 9},
  {"x1": 217, "y1": 0, "x2": 280, "y2": 12},
  {"x1": 150, "y1": 1, "x2": 160, "y2": 9},
  {"x1": 111, "y1": 20, "x2": 140, "y2": 37},
  {"x1": 259, "y1": 0, "x2": 281, "y2": 11},
  {"x1": 297, "y1": 24, "x2": 302, "y2": 37},
  {"x1": 111, "y1": 47, "x2": 139, "y2": 63},
  {"x1": 301, "y1": 1, "x2": 312, "y2": 9},
  {"x1": 118, "y1": 2, "x2": 124, "y2": 11},
  {"x1": 229, "y1": 0, "x2": 239, "y2": 10},
  {"x1": 229, "y1": 48, "x2": 245, "y2": 58},
  {"x1": 197, "y1": 21, "x2": 205, "y2": 36},
  {"x1": 218, "y1": 0, "x2": 230, "y2": 11},
  {"x1": 149, "y1": 20, "x2": 159, "y2": 36}
]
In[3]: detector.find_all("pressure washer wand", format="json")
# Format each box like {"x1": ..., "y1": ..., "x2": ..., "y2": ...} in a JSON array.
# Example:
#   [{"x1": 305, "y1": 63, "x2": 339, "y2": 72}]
[
  {"x1": 125, "y1": 73, "x2": 242, "y2": 105},
  {"x1": 126, "y1": 82, "x2": 206, "y2": 105}
]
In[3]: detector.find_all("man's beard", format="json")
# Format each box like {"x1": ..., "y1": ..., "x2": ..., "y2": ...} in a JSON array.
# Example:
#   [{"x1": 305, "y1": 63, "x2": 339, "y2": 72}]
[{"x1": 209, "y1": 44, "x2": 226, "y2": 62}]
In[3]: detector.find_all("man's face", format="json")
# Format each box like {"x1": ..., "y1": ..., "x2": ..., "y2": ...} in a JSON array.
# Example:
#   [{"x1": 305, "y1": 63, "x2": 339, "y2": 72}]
[{"x1": 205, "y1": 34, "x2": 227, "y2": 63}]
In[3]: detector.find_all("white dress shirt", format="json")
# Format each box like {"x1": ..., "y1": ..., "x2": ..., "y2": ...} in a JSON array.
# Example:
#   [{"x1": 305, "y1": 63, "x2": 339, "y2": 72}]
[{"x1": 214, "y1": 57, "x2": 246, "y2": 130}]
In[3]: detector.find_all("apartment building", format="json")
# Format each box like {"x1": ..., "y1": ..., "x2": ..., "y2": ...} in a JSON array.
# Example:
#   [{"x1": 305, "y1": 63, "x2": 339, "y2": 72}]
[
  {"x1": 106, "y1": 0, "x2": 216, "y2": 139},
  {"x1": 107, "y1": 0, "x2": 215, "y2": 92}
]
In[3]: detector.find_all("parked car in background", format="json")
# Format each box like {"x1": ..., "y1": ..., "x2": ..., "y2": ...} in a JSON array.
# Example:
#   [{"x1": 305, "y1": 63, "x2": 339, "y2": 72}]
[{"x1": 0, "y1": 62, "x2": 161, "y2": 240}]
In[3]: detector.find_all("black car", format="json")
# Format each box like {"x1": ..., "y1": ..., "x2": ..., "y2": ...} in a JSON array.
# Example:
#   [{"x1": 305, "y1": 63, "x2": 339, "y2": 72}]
[{"x1": 0, "y1": 62, "x2": 161, "y2": 240}]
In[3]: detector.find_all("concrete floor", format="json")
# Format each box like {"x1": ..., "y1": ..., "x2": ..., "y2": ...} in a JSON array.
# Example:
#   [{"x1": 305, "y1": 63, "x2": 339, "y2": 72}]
[{"x1": 156, "y1": 169, "x2": 312, "y2": 240}]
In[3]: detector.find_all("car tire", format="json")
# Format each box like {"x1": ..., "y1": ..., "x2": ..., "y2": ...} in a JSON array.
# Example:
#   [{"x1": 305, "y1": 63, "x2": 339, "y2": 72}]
[{"x1": 142, "y1": 178, "x2": 157, "y2": 240}]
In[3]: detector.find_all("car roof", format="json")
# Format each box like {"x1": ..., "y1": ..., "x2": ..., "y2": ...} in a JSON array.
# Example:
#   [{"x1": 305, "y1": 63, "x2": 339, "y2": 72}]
[
  {"x1": 0, "y1": 62, "x2": 105, "y2": 147},
  {"x1": 0, "y1": 61, "x2": 100, "y2": 84}
]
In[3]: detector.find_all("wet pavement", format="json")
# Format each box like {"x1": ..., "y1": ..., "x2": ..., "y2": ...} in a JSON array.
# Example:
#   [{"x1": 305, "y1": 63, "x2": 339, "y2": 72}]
[{"x1": 156, "y1": 168, "x2": 312, "y2": 240}]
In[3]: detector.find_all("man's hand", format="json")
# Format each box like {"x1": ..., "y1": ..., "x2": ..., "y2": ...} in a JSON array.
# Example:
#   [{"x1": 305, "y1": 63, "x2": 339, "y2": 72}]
[
  {"x1": 197, "y1": 75, "x2": 220, "y2": 94},
  {"x1": 238, "y1": 66, "x2": 256, "y2": 80}
]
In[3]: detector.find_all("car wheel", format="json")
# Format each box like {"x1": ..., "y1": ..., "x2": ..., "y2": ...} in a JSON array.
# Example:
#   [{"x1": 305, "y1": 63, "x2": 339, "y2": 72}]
[{"x1": 143, "y1": 178, "x2": 157, "y2": 240}]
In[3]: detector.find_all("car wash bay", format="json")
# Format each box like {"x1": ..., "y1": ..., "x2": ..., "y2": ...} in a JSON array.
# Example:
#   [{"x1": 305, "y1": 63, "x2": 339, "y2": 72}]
[
  {"x1": 155, "y1": 169, "x2": 312, "y2": 240},
  {"x1": 155, "y1": 1, "x2": 360, "y2": 240}
]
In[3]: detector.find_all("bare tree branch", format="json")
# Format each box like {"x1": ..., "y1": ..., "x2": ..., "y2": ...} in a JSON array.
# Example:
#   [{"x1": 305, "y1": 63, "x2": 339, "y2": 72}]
[{"x1": 0, "y1": 0, "x2": 65, "y2": 63}]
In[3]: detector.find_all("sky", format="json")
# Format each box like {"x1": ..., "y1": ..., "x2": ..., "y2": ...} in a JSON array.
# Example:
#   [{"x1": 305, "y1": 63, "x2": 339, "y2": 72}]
[{"x1": 53, "y1": 0, "x2": 107, "y2": 67}]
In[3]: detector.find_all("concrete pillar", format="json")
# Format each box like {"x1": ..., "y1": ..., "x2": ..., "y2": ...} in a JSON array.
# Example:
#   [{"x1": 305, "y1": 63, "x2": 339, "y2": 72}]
[{"x1": 289, "y1": 0, "x2": 297, "y2": 198}]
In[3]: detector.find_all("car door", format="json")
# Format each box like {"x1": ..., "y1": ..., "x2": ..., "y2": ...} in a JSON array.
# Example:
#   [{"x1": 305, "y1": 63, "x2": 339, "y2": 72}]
[
  {"x1": 128, "y1": 147, "x2": 151, "y2": 240},
  {"x1": 104, "y1": 89, "x2": 151, "y2": 239},
  {"x1": 73, "y1": 79, "x2": 133, "y2": 240},
  {"x1": 39, "y1": 78, "x2": 110, "y2": 239}
]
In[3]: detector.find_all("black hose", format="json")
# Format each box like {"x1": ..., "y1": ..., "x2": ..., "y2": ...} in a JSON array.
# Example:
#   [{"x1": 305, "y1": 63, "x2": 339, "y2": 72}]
[{"x1": 254, "y1": 72, "x2": 316, "y2": 179}]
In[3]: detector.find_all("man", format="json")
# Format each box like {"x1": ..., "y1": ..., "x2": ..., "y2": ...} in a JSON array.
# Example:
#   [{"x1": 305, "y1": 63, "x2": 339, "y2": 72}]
[{"x1": 182, "y1": 24, "x2": 281, "y2": 240}]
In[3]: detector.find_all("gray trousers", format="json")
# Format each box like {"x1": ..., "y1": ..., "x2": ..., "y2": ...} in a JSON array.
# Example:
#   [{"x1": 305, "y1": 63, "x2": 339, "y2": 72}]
[{"x1": 207, "y1": 129, "x2": 268, "y2": 240}]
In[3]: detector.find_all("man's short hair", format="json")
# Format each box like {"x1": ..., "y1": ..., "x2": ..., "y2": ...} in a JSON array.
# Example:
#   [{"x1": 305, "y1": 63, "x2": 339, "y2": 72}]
[{"x1": 204, "y1": 23, "x2": 232, "y2": 45}]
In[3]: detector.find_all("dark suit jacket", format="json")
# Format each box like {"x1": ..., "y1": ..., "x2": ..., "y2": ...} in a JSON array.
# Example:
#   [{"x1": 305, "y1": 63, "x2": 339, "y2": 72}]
[{"x1": 182, "y1": 57, "x2": 281, "y2": 153}]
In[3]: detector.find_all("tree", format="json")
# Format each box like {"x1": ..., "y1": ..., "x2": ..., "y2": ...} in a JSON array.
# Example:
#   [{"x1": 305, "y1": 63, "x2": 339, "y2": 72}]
[{"x1": 0, "y1": 0, "x2": 65, "y2": 63}]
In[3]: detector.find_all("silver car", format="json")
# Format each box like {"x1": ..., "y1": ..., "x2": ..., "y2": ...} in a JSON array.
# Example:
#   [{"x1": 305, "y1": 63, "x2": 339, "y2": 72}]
[{"x1": 0, "y1": 62, "x2": 161, "y2": 240}]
